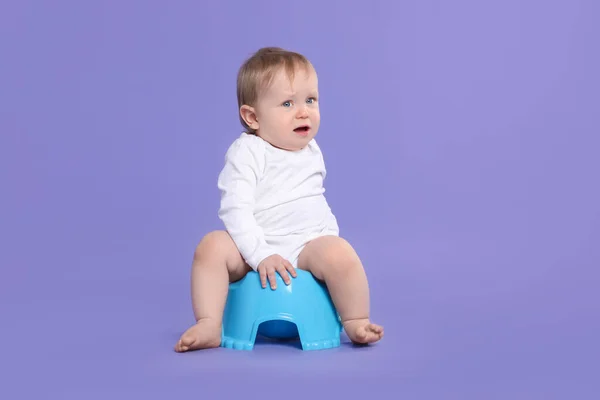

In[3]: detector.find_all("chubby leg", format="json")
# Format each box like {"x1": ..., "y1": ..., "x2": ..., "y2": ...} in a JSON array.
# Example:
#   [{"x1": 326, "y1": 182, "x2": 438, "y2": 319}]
[
  {"x1": 175, "y1": 230, "x2": 251, "y2": 352},
  {"x1": 298, "y1": 236, "x2": 383, "y2": 345}
]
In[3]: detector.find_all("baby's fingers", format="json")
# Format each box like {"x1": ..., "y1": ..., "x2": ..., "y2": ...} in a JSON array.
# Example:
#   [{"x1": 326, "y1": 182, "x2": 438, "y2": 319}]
[
  {"x1": 283, "y1": 260, "x2": 297, "y2": 278},
  {"x1": 259, "y1": 267, "x2": 268, "y2": 289},
  {"x1": 267, "y1": 267, "x2": 277, "y2": 290},
  {"x1": 276, "y1": 264, "x2": 292, "y2": 285}
]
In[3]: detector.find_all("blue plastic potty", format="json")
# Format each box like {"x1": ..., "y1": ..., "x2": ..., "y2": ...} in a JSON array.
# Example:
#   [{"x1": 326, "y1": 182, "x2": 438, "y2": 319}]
[{"x1": 221, "y1": 269, "x2": 342, "y2": 351}]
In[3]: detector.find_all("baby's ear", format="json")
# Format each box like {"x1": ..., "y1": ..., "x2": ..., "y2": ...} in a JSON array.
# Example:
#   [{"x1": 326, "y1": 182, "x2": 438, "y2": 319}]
[{"x1": 240, "y1": 105, "x2": 259, "y2": 130}]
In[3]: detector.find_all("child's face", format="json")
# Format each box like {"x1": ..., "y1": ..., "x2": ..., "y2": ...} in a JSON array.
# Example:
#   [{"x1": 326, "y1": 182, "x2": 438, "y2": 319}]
[{"x1": 246, "y1": 65, "x2": 320, "y2": 151}]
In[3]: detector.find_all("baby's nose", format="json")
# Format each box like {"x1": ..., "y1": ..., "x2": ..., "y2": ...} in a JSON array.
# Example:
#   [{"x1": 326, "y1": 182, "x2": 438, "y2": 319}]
[{"x1": 296, "y1": 105, "x2": 309, "y2": 118}]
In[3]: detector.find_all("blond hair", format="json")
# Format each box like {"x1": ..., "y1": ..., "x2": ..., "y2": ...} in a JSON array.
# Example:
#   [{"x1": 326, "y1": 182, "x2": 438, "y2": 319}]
[{"x1": 237, "y1": 47, "x2": 312, "y2": 133}]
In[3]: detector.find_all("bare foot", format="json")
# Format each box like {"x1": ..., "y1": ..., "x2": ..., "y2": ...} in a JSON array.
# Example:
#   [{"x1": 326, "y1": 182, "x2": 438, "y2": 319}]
[
  {"x1": 343, "y1": 318, "x2": 384, "y2": 345},
  {"x1": 174, "y1": 318, "x2": 222, "y2": 352}
]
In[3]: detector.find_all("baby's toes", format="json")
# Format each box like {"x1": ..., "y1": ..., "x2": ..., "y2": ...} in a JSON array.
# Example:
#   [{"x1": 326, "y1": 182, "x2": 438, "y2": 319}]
[
  {"x1": 355, "y1": 327, "x2": 369, "y2": 342},
  {"x1": 366, "y1": 329, "x2": 379, "y2": 340},
  {"x1": 174, "y1": 340, "x2": 184, "y2": 352},
  {"x1": 182, "y1": 335, "x2": 196, "y2": 348},
  {"x1": 176, "y1": 336, "x2": 195, "y2": 352},
  {"x1": 362, "y1": 324, "x2": 384, "y2": 343}
]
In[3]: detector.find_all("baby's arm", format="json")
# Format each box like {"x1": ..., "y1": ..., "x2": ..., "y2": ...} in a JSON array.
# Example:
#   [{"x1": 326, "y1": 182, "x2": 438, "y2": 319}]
[{"x1": 217, "y1": 139, "x2": 276, "y2": 271}]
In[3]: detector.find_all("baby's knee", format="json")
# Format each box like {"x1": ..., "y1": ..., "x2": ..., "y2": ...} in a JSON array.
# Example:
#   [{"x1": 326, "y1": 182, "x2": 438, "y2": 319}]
[
  {"x1": 318, "y1": 237, "x2": 357, "y2": 272},
  {"x1": 194, "y1": 230, "x2": 230, "y2": 260}
]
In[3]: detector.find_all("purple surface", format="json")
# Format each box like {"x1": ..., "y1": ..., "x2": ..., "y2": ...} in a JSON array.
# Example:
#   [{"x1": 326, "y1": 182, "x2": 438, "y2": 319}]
[{"x1": 1, "y1": 0, "x2": 599, "y2": 398}]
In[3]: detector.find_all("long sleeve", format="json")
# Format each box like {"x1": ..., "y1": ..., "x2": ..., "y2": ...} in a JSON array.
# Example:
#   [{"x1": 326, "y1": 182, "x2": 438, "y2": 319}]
[{"x1": 217, "y1": 138, "x2": 276, "y2": 270}]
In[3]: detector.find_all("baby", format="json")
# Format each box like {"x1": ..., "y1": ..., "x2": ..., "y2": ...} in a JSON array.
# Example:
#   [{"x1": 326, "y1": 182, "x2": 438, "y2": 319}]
[{"x1": 175, "y1": 47, "x2": 383, "y2": 352}]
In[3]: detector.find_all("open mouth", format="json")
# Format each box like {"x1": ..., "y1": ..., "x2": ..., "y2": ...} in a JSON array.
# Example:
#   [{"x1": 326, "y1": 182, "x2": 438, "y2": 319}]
[{"x1": 294, "y1": 125, "x2": 310, "y2": 134}]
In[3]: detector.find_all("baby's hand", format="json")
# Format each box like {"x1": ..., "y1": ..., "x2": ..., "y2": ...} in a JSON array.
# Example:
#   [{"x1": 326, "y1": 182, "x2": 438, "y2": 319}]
[{"x1": 257, "y1": 254, "x2": 297, "y2": 290}]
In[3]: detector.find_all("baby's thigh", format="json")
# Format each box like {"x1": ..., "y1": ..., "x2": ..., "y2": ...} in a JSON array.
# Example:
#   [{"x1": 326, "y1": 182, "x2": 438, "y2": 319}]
[
  {"x1": 198, "y1": 230, "x2": 251, "y2": 282},
  {"x1": 297, "y1": 235, "x2": 356, "y2": 281}
]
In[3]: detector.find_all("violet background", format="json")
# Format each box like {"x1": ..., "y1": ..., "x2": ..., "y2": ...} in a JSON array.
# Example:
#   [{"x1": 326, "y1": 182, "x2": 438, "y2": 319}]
[{"x1": 1, "y1": 0, "x2": 598, "y2": 398}]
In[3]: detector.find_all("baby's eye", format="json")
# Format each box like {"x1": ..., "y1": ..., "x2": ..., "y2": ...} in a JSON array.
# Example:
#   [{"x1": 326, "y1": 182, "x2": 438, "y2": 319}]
[
  {"x1": 306, "y1": 97, "x2": 317, "y2": 104},
  {"x1": 282, "y1": 101, "x2": 292, "y2": 107}
]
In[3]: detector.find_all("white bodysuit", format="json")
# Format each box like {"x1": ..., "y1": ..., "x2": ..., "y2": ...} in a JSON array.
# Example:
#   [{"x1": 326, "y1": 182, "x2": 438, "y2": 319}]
[{"x1": 217, "y1": 132, "x2": 339, "y2": 270}]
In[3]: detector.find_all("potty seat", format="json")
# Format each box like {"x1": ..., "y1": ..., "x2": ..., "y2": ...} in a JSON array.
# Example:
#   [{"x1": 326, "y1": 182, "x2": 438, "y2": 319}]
[{"x1": 221, "y1": 269, "x2": 342, "y2": 351}]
